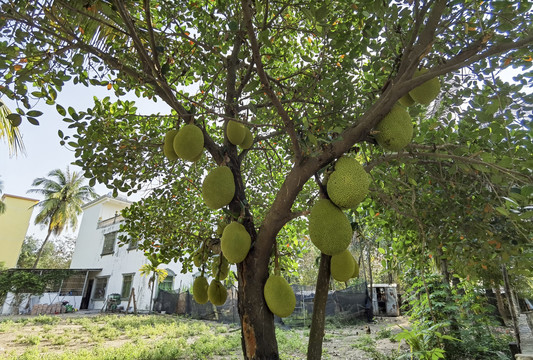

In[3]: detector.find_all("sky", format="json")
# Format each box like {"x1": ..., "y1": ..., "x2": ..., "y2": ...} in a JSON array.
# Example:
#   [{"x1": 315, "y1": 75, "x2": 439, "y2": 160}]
[{"x1": 0, "y1": 84, "x2": 171, "y2": 240}]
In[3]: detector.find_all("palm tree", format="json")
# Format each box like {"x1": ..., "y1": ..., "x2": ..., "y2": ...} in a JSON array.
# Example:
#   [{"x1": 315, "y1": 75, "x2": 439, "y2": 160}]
[
  {"x1": 0, "y1": 176, "x2": 6, "y2": 214},
  {"x1": 0, "y1": 100, "x2": 25, "y2": 157},
  {"x1": 28, "y1": 167, "x2": 97, "y2": 268}
]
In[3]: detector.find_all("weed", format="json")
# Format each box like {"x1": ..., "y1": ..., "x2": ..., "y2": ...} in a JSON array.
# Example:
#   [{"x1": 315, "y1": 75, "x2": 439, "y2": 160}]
[
  {"x1": 376, "y1": 327, "x2": 393, "y2": 340},
  {"x1": 30, "y1": 315, "x2": 60, "y2": 326},
  {"x1": 15, "y1": 334, "x2": 41, "y2": 346}
]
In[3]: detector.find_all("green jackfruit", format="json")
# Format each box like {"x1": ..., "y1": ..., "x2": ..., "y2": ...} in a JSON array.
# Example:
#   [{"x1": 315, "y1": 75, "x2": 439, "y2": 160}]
[
  {"x1": 308, "y1": 199, "x2": 352, "y2": 255},
  {"x1": 163, "y1": 130, "x2": 179, "y2": 161},
  {"x1": 192, "y1": 252, "x2": 203, "y2": 268},
  {"x1": 173, "y1": 124, "x2": 204, "y2": 161},
  {"x1": 327, "y1": 157, "x2": 370, "y2": 209},
  {"x1": 221, "y1": 222, "x2": 251, "y2": 263},
  {"x1": 331, "y1": 249, "x2": 356, "y2": 282},
  {"x1": 409, "y1": 68, "x2": 441, "y2": 105},
  {"x1": 239, "y1": 127, "x2": 253, "y2": 150},
  {"x1": 375, "y1": 105, "x2": 413, "y2": 151},
  {"x1": 211, "y1": 255, "x2": 230, "y2": 280},
  {"x1": 264, "y1": 275, "x2": 296, "y2": 318},
  {"x1": 202, "y1": 166, "x2": 235, "y2": 209},
  {"x1": 398, "y1": 93, "x2": 415, "y2": 107},
  {"x1": 208, "y1": 280, "x2": 228, "y2": 306},
  {"x1": 226, "y1": 120, "x2": 246, "y2": 145},
  {"x1": 193, "y1": 276, "x2": 209, "y2": 304}
]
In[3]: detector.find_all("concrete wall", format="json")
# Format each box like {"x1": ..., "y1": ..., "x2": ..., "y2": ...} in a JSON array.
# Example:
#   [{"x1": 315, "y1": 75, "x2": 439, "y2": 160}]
[{"x1": 0, "y1": 194, "x2": 38, "y2": 268}]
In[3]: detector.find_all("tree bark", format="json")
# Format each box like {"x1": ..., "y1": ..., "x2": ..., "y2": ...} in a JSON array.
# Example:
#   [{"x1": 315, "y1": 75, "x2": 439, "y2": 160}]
[
  {"x1": 502, "y1": 264, "x2": 521, "y2": 352},
  {"x1": 307, "y1": 253, "x2": 331, "y2": 360},
  {"x1": 32, "y1": 228, "x2": 52, "y2": 268},
  {"x1": 493, "y1": 286, "x2": 510, "y2": 324},
  {"x1": 238, "y1": 243, "x2": 278, "y2": 360},
  {"x1": 485, "y1": 285, "x2": 505, "y2": 325}
]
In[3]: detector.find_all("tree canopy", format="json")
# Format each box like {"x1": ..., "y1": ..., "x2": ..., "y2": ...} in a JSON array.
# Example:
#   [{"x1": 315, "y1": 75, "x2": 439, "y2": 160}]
[{"x1": 1, "y1": 1, "x2": 532, "y2": 358}]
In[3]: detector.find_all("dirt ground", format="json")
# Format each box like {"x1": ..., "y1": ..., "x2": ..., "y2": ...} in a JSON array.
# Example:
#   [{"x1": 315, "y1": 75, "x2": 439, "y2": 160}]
[
  {"x1": 320, "y1": 316, "x2": 410, "y2": 359},
  {"x1": 0, "y1": 312, "x2": 409, "y2": 359}
]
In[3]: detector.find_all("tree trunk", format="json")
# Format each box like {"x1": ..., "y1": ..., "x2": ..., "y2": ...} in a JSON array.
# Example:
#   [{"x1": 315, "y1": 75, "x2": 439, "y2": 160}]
[
  {"x1": 238, "y1": 246, "x2": 278, "y2": 359},
  {"x1": 32, "y1": 228, "x2": 52, "y2": 268},
  {"x1": 307, "y1": 253, "x2": 331, "y2": 360},
  {"x1": 502, "y1": 264, "x2": 521, "y2": 352},
  {"x1": 484, "y1": 285, "x2": 505, "y2": 325},
  {"x1": 493, "y1": 286, "x2": 510, "y2": 324}
]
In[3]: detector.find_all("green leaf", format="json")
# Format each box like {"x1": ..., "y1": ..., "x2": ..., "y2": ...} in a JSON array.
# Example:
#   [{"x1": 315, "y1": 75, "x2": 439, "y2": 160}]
[
  {"x1": 26, "y1": 110, "x2": 43, "y2": 117},
  {"x1": 27, "y1": 117, "x2": 40, "y2": 125}
]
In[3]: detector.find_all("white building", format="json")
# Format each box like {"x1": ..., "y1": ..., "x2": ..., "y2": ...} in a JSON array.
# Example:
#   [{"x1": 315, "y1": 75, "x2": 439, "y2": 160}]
[{"x1": 69, "y1": 194, "x2": 194, "y2": 312}]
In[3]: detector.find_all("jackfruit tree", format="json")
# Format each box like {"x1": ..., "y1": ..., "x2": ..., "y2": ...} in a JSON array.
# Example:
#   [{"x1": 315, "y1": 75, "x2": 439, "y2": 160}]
[{"x1": 1, "y1": 1, "x2": 532, "y2": 359}]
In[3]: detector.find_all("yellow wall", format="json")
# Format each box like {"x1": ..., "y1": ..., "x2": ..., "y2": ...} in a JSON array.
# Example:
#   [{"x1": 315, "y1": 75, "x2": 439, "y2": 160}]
[{"x1": 0, "y1": 194, "x2": 38, "y2": 268}]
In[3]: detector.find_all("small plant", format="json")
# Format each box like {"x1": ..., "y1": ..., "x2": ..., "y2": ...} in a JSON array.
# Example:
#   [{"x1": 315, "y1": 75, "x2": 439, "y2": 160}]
[
  {"x1": 376, "y1": 327, "x2": 393, "y2": 340},
  {"x1": 16, "y1": 334, "x2": 41, "y2": 346},
  {"x1": 31, "y1": 315, "x2": 60, "y2": 326}
]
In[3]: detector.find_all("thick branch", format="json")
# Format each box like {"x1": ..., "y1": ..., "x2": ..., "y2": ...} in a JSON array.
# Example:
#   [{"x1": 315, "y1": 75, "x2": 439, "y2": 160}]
[{"x1": 241, "y1": 0, "x2": 303, "y2": 162}]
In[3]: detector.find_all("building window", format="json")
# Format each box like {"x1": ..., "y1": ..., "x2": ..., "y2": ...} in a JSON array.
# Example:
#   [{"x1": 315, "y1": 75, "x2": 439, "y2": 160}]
[
  {"x1": 101, "y1": 231, "x2": 117, "y2": 255},
  {"x1": 159, "y1": 276, "x2": 174, "y2": 292},
  {"x1": 93, "y1": 277, "x2": 109, "y2": 300},
  {"x1": 121, "y1": 273, "x2": 134, "y2": 299}
]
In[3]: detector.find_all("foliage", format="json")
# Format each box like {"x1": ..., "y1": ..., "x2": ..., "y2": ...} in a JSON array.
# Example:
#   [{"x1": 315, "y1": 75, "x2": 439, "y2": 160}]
[
  {"x1": 401, "y1": 274, "x2": 513, "y2": 360},
  {"x1": 16, "y1": 235, "x2": 75, "y2": 269},
  {"x1": 0, "y1": 176, "x2": 5, "y2": 214},
  {"x1": 0, "y1": 269, "x2": 72, "y2": 299},
  {"x1": 0, "y1": 99, "x2": 25, "y2": 157},
  {"x1": 1, "y1": 0, "x2": 532, "y2": 357}
]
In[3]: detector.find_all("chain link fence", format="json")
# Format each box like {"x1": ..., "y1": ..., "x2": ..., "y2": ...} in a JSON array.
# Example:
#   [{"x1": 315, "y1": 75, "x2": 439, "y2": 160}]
[{"x1": 154, "y1": 281, "x2": 368, "y2": 326}]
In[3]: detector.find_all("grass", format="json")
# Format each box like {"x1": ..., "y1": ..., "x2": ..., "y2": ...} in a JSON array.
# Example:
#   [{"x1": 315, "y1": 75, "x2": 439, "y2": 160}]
[{"x1": 0, "y1": 314, "x2": 316, "y2": 360}]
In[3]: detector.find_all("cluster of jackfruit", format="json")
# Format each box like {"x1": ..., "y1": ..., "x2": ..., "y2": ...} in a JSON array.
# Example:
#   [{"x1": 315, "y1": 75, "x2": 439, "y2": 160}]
[
  {"x1": 226, "y1": 120, "x2": 253, "y2": 149},
  {"x1": 327, "y1": 157, "x2": 370, "y2": 210},
  {"x1": 192, "y1": 275, "x2": 228, "y2": 306},
  {"x1": 202, "y1": 166, "x2": 236, "y2": 209},
  {"x1": 376, "y1": 68, "x2": 440, "y2": 152},
  {"x1": 221, "y1": 221, "x2": 251, "y2": 264},
  {"x1": 163, "y1": 124, "x2": 204, "y2": 162},
  {"x1": 264, "y1": 274, "x2": 296, "y2": 318}
]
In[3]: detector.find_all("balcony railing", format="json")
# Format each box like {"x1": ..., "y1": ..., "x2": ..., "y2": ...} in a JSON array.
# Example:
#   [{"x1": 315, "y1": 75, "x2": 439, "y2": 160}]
[{"x1": 97, "y1": 214, "x2": 124, "y2": 229}]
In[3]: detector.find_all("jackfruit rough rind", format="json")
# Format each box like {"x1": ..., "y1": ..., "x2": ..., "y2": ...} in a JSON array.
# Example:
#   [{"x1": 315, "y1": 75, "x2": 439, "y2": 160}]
[
  {"x1": 327, "y1": 157, "x2": 370, "y2": 209},
  {"x1": 409, "y1": 68, "x2": 441, "y2": 105},
  {"x1": 264, "y1": 275, "x2": 296, "y2": 318},
  {"x1": 202, "y1": 166, "x2": 235, "y2": 210},
  {"x1": 226, "y1": 120, "x2": 246, "y2": 145},
  {"x1": 375, "y1": 105, "x2": 413, "y2": 151},
  {"x1": 163, "y1": 130, "x2": 179, "y2": 161},
  {"x1": 193, "y1": 276, "x2": 209, "y2": 304},
  {"x1": 173, "y1": 124, "x2": 204, "y2": 161},
  {"x1": 352, "y1": 258, "x2": 360, "y2": 278},
  {"x1": 221, "y1": 222, "x2": 251, "y2": 263},
  {"x1": 331, "y1": 249, "x2": 356, "y2": 282},
  {"x1": 216, "y1": 222, "x2": 228, "y2": 237},
  {"x1": 208, "y1": 280, "x2": 228, "y2": 306},
  {"x1": 239, "y1": 127, "x2": 253, "y2": 150},
  {"x1": 212, "y1": 255, "x2": 230, "y2": 280},
  {"x1": 308, "y1": 199, "x2": 352, "y2": 255},
  {"x1": 399, "y1": 93, "x2": 415, "y2": 107},
  {"x1": 192, "y1": 252, "x2": 203, "y2": 268}
]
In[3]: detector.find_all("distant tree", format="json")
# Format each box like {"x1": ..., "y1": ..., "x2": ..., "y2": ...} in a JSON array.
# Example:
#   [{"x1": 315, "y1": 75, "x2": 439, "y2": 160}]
[
  {"x1": 16, "y1": 235, "x2": 75, "y2": 269},
  {"x1": 28, "y1": 167, "x2": 97, "y2": 268},
  {"x1": 0, "y1": 100, "x2": 25, "y2": 157},
  {"x1": 0, "y1": 176, "x2": 5, "y2": 214}
]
